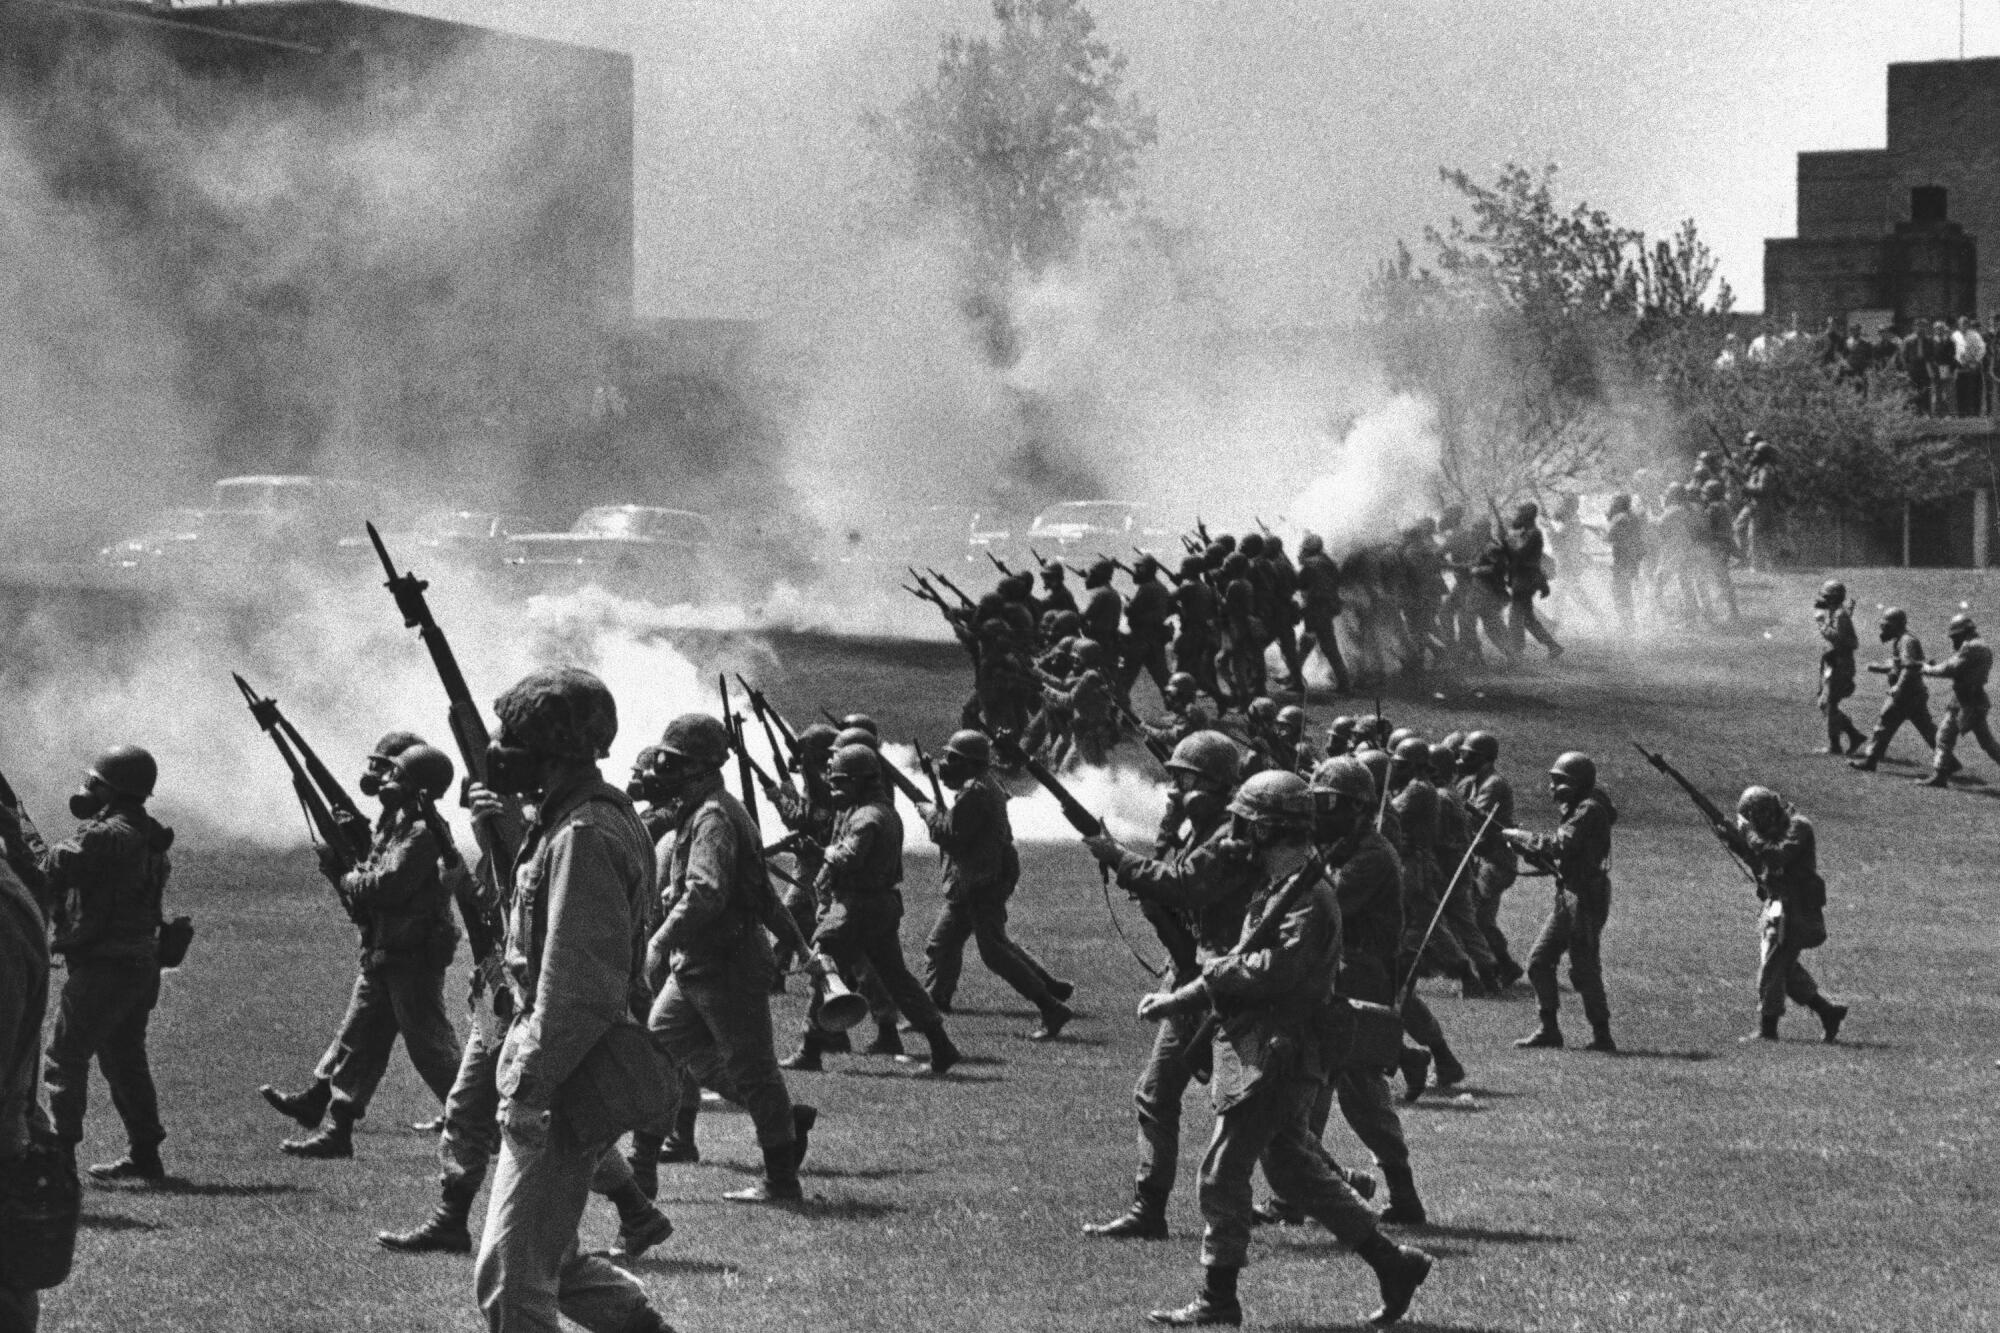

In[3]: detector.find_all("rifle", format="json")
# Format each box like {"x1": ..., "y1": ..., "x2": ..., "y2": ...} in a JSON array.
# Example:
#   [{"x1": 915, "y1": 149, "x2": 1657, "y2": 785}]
[
  {"x1": 985, "y1": 551, "x2": 1015, "y2": 578},
  {"x1": 232, "y1": 673, "x2": 368, "y2": 910},
  {"x1": 1631, "y1": 743, "x2": 1759, "y2": 885},
  {"x1": 1195, "y1": 516, "x2": 1212, "y2": 545},
  {"x1": 928, "y1": 568, "x2": 976, "y2": 610},
  {"x1": 1112, "y1": 696, "x2": 1173, "y2": 766},
  {"x1": 1398, "y1": 807, "x2": 1497, "y2": 1008},
  {"x1": 1180, "y1": 844, "x2": 1330, "y2": 1058},
  {"x1": 914, "y1": 742, "x2": 946, "y2": 808},
  {"x1": 735, "y1": 675, "x2": 801, "y2": 767},
  {"x1": 993, "y1": 733, "x2": 1167, "y2": 980},
  {"x1": 719, "y1": 678, "x2": 765, "y2": 826}
]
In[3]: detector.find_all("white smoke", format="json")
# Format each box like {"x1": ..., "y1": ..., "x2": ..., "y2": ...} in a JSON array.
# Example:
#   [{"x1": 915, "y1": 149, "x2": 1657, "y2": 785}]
[{"x1": 1289, "y1": 394, "x2": 1446, "y2": 556}]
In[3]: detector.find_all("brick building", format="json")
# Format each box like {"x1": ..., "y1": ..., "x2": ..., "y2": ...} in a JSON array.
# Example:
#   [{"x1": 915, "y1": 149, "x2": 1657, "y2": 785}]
[
  {"x1": 1763, "y1": 58, "x2": 2000, "y2": 332},
  {"x1": 0, "y1": 0, "x2": 632, "y2": 496}
]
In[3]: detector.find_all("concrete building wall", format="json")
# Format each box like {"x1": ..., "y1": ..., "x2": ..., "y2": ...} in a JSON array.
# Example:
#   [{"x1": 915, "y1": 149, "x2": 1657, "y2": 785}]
[
  {"x1": 1797, "y1": 150, "x2": 1891, "y2": 240},
  {"x1": 1887, "y1": 59, "x2": 2000, "y2": 320}
]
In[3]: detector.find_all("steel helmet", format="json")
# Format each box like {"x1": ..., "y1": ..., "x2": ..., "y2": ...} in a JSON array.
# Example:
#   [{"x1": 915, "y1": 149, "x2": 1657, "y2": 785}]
[
  {"x1": 1428, "y1": 742, "x2": 1458, "y2": 780},
  {"x1": 839, "y1": 713, "x2": 880, "y2": 738},
  {"x1": 1309, "y1": 756, "x2": 1375, "y2": 803},
  {"x1": 89, "y1": 744, "x2": 158, "y2": 800},
  {"x1": 658, "y1": 714, "x2": 730, "y2": 769},
  {"x1": 391, "y1": 743, "x2": 456, "y2": 801},
  {"x1": 834, "y1": 726, "x2": 879, "y2": 752},
  {"x1": 1276, "y1": 704, "x2": 1306, "y2": 733},
  {"x1": 1086, "y1": 558, "x2": 1116, "y2": 587},
  {"x1": 796, "y1": 723, "x2": 839, "y2": 754},
  {"x1": 370, "y1": 731, "x2": 423, "y2": 760},
  {"x1": 1166, "y1": 731, "x2": 1241, "y2": 790},
  {"x1": 1880, "y1": 607, "x2": 1908, "y2": 636},
  {"x1": 1132, "y1": 553, "x2": 1160, "y2": 577},
  {"x1": 1393, "y1": 736, "x2": 1432, "y2": 769},
  {"x1": 493, "y1": 667, "x2": 618, "y2": 760},
  {"x1": 1461, "y1": 731, "x2": 1500, "y2": 766},
  {"x1": 1735, "y1": 784, "x2": 1784, "y2": 829},
  {"x1": 1041, "y1": 562, "x2": 1066, "y2": 583},
  {"x1": 1228, "y1": 770, "x2": 1313, "y2": 826},
  {"x1": 1239, "y1": 533, "x2": 1266, "y2": 559},
  {"x1": 1353, "y1": 747, "x2": 1390, "y2": 791},
  {"x1": 941, "y1": 730, "x2": 992, "y2": 767},
  {"x1": 1386, "y1": 726, "x2": 1415, "y2": 750},
  {"x1": 1166, "y1": 671, "x2": 1198, "y2": 700},
  {"x1": 1548, "y1": 751, "x2": 1597, "y2": 793},
  {"x1": 1177, "y1": 554, "x2": 1205, "y2": 581},
  {"x1": 1074, "y1": 639, "x2": 1108, "y2": 670},
  {"x1": 1814, "y1": 580, "x2": 1846, "y2": 609},
  {"x1": 1949, "y1": 612, "x2": 1977, "y2": 642},
  {"x1": 1247, "y1": 697, "x2": 1278, "y2": 726},
  {"x1": 1299, "y1": 533, "x2": 1325, "y2": 556},
  {"x1": 1440, "y1": 730, "x2": 1466, "y2": 752},
  {"x1": 827, "y1": 744, "x2": 881, "y2": 785}
]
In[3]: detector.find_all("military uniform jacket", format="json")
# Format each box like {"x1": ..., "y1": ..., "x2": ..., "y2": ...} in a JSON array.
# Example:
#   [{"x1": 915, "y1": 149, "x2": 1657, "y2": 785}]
[
  {"x1": 44, "y1": 802, "x2": 172, "y2": 964},
  {"x1": 1606, "y1": 510, "x2": 1647, "y2": 572},
  {"x1": 1389, "y1": 779, "x2": 1442, "y2": 896},
  {"x1": 1125, "y1": 578, "x2": 1174, "y2": 644},
  {"x1": 1297, "y1": 552, "x2": 1343, "y2": 615},
  {"x1": 923, "y1": 773, "x2": 1019, "y2": 903},
  {"x1": 1818, "y1": 607, "x2": 1858, "y2": 674},
  {"x1": 1328, "y1": 827, "x2": 1403, "y2": 996},
  {"x1": 1171, "y1": 578, "x2": 1218, "y2": 640},
  {"x1": 1741, "y1": 812, "x2": 1826, "y2": 920},
  {"x1": 0, "y1": 862, "x2": 49, "y2": 1158},
  {"x1": 1107, "y1": 818, "x2": 1258, "y2": 982},
  {"x1": 1931, "y1": 637, "x2": 1993, "y2": 711},
  {"x1": 496, "y1": 771, "x2": 656, "y2": 1113},
  {"x1": 1885, "y1": 633, "x2": 1929, "y2": 704},
  {"x1": 1081, "y1": 585, "x2": 1124, "y2": 647},
  {"x1": 1516, "y1": 788, "x2": 1618, "y2": 910},
  {"x1": 1457, "y1": 769, "x2": 1518, "y2": 875},
  {"x1": 1434, "y1": 785, "x2": 1471, "y2": 875},
  {"x1": 771, "y1": 781, "x2": 835, "y2": 879},
  {"x1": 1202, "y1": 842, "x2": 1341, "y2": 1112},
  {"x1": 657, "y1": 772, "x2": 783, "y2": 984},
  {"x1": 343, "y1": 807, "x2": 459, "y2": 967},
  {"x1": 1038, "y1": 582, "x2": 1079, "y2": 619},
  {"x1": 818, "y1": 798, "x2": 904, "y2": 902}
]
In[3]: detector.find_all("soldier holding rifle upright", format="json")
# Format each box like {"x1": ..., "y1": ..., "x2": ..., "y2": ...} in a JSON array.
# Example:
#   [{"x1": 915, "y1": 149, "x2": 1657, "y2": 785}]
[{"x1": 1734, "y1": 787, "x2": 1849, "y2": 1043}]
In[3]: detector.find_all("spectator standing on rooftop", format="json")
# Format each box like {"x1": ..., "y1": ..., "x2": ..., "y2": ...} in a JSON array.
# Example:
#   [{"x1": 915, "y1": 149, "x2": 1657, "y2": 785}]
[
  {"x1": 1901, "y1": 321, "x2": 1935, "y2": 414},
  {"x1": 1928, "y1": 320, "x2": 1958, "y2": 413},
  {"x1": 1953, "y1": 316, "x2": 1987, "y2": 417}
]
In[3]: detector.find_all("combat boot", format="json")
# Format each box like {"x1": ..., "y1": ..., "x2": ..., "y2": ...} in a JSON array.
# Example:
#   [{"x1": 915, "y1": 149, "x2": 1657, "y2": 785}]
[
  {"x1": 1029, "y1": 1002, "x2": 1073, "y2": 1041},
  {"x1": 791, "y1": 1103, "x2": 818, "y2": 1173},
  {"x1": 378, "y1": 1178, "x2": 477, "y2": 1253},
  {"x1": 1816, "y1": 1000, "x2": 1850, "y2": 1044},
  {"x1": 87, "y1": 1143, "x2": 165, "y2": 1184},
  {"x1": 1495, "y1": 959, "x2": 1524, "y2": 989},
  {"x1": 658, "y1": 1106, "x2": 700, "y2": 1163},
  {"x1": 1048, "y1": 978, "x2": 1076, "y2": 1003},
  {"x1": 626, "y1": 1145, "x2": 660, "y2": 1200},
  {"x1": 1455, "y1": 965, "x2": 1489, "y2": 999},
  {"x1": 1847, "y1": 756, "x2": 1877, "y2": 772},
  {"x1": 1429, "y1": 1040, "x2": 1466, "y2": 1089},
  {"x1": 1377, "y1": 1163, "x2": 1426, "y2": 1227},
  {"x1": 724, "y1": 1142, "x2": 804, "y2": 1203},
  {"x1": 1396, "y1": 1047, "x2": 1431, "y2": 1102},
  {"x1": 864, "y1": 1020, "x2": 905, "y2": 1057},
  {"x1": 1358, "y1": 1233, "x2": 1434, "y2": 1327},
  {"x1": 1739, "y1": 1014, "x2": 1780, "y2": 1043},
  {"x1": 1916, "y1": 771, "x2": 1951, "y2": 788},
  {"x1": 1148, "y1": 1264, "x2": 1241, "y2": 1326},
  {"x1": 260, "y1": 1078, "x2": 331, "y2": 1130},
  {"x1": 1250, "y1": 1199, "x2": 1303, "y2": 1226},
  {"x1": 283, "y1": 1103, "x2": 357, "y2": 1159},
  {"x1": 1344, "y1": 1166, "x2": 1378, "y2": 1200},
  {"x1": 1083, "y1": 1192, "x2": 1169, "y2": 1239},
  {"x1": 779, "y1": 1032, "x2": 824, "y2": 1072},
  {"x1": 1584, "y1": 1024, "x2": 1618, "y2": 1054},
  {"x1": 1514, "y1": 1014, "x2": 1563, "y2": 1048},
  {"x1": 922, "y1": 1027, "x2": 961, "y2": 1076}
]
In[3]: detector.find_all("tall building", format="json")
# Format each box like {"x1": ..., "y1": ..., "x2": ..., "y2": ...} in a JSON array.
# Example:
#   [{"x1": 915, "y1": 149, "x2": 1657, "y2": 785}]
[
  {"x1": 1764, "y1": 58, "x2": 1998, "y2": 332},
  {"x1": 0, "y1": 0, "x2": 632, "y2": 496}
]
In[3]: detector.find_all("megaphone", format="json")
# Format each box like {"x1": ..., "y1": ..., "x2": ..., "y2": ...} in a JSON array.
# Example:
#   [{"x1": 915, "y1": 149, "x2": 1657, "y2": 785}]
[{"x1": 812, "y1": 962, "x2": 870, "y2": 1034}]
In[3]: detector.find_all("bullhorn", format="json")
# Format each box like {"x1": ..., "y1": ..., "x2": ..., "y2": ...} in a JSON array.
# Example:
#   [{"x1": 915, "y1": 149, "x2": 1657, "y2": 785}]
[{"x1": 813, "y1": 966, "x2": 870, "y2": 1034}]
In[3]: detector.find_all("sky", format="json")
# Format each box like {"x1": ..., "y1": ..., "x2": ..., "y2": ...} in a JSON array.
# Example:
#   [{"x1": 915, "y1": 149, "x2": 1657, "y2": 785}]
[{"x1": 402, "y1": 0, "x2": 2000, "y2": 323}]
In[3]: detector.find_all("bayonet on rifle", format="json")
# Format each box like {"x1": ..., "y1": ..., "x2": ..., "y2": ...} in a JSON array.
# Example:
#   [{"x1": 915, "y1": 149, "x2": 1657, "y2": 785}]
[{"x1": 1631, "y1": 742, "x2": 1758, "y2": 884}]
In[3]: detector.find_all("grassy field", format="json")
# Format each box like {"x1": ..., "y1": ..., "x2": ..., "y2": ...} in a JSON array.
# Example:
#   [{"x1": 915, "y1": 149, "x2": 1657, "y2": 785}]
[{"x1": 35, "y1": 570, "x2": 2000, "y2": 1332}]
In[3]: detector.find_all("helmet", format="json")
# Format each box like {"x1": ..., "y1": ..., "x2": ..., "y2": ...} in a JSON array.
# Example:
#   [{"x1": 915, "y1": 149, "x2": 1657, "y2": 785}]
[
  {"x1": 839, "y1": 713, "x2": 880, "y2": 738},
  {"x1": 1701, "y1": 480, "x2": 1724, "y2": 500},
  {"x1": 658, "y1": 714, "x2": 730, "y2": 769},
  {"x1": 1751, "y1": 440, "x2": 1777, "y2": 460},
  {"x1": 1814, "y1": 580, "x2": 1846, "y2": 609},
  {"x1": 370, "y1": 731, "x2": 422, "y2": 759},
  {"x1": 1222, "y1": 553, "x2": 1250, "y2": 580},
  {"x1": 1167, "y1": 731, "x2": 1242, "y2": 789},
  {"x1": 1265, "y1": 534, "x2": 1285, "y2": 555},
  {"x1": 1132, "y1": 554, "x2": 1159, "y2": 578},
  {"x1": 1178, "y1": 554, "x2": 1205, "y2": 581},
  {"x1": 1880, "y1": 607, "x2": 1908, "y2": 636},
  {"x1": 1247, "y1": 697, "x2": 1277, "y2": 725},
  {"x1": 1239, "y1": 533, "x2": 1265, "y2": 559},
  {"x1": 797, "y1": 723, "x2": 839, "y2": 754},
  {"x1": 1440, "y1": 730, "x2": 1466, "y2": 752},
  {"x1": 1428, "y1": 742, "x2": 1457, "y2": 779},
  {"x1": 1353, "y1": 747, "x2": 1389, "y2": 791},
  {"x1": 1512, "y1": 502, "x2": 1539, "y2": 527},
  {"x1": 1001, "y1": 573, "x2": 1034, "y2": 600},
  {"x1": 1214, "y1": 534, "x2": 1237, "y2": 554},
  {"x1": 493, "y1": 667, "x2": 618, "y2": 760},
  {"x1": 1276, "y1": 704, "x2": 1306, "y2": 733},
  {"x1": 1393, "y1": 736, "x2": 1432, "y2": 769},
  {"x1": 1736, "y1": 784, "x2": 1784, "y2": 829},
  {"x1": 826, "y1": 744, "x2": 881, "y2": 785},
  {"x1": 1074, "y1": 639, "x2": 1108, "y2": 670},
  {"x1": 1949, "y1": 612, "x2": 1977, "y2": 641},
  {"x1": 391, "y1": 743, "x2": 455, "y2": 801},
  {"x1": 1548, "y1": 751, "x2": 1597, "y2": 793},
  {"x1": 834, "y1": 726, "x2": 879, "y2": 752},
  {"x1": 941, "y1": 730, "x2": 992, "y2": 767},
  {"x1": 89, "y1": 744, "x2": 158, "y2": 800},
  {"x1": 1166, "y1": 671, "x2": 1198, "y2": 701},
  {"x1": 1330, "y1": 715, "x2": 1357, "y2": 736},
  {"x1": 1228, "y1": 770, "x2": 1312, "y2": 826},
  {"x1": 1386, "y1": 727, "x2": 1415, "y2": 750},
  {"x1": 1299, "y1": 533, "x2": 1325, "y2": 556},
  {"x1": 1040, "y1": 562, "x2": 1066, "y2": 583},
  {"x1": 1309, "y1": 756, "x2": 1375, "y2": 803},
  {"x1": 1086, "y1": 558, "x2": 1116, "y2": 587},
  {"x1": 1461, "y1": 731, "x2": 1500, "y2": 766},
  {"x1": 1049, "y1": 610, "x2": 1082, "y2": 640}
]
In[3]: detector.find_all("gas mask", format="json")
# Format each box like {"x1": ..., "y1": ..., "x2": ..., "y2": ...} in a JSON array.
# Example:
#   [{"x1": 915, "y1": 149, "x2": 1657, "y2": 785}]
[
  {"x1": 68, "y1": 780, "x2": 108, "y2": 821},
  {"x1": 358, "y1": 755, "x2": 395, "y2": 799},
  {"x1": 484, "y1": 736, "x2": 544, "y2": 798}
]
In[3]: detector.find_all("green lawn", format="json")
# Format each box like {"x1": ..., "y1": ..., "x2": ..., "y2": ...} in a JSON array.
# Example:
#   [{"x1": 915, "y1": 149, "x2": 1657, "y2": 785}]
[{"x1": 38, "y1": 569, "x2": 2000, "y2": 1332}]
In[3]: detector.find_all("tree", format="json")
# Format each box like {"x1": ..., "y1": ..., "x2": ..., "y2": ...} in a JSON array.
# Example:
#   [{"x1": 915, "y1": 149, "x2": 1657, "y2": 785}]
[{"x1": 868, "y1": 0, "x2": 1158, "y2": 288}]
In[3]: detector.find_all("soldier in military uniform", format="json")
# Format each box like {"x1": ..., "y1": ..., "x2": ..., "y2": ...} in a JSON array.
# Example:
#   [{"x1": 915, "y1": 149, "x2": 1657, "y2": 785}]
[
  {"x1": 1849, "y1": 608, "x2": 1937, "y2": 772},
  {"x1": 1037, "y1": 560, "x2": 1080, "y2": 621},
  {"x1": 1295, "y1": 532, "x2": 1352, "y2": 693},
  {"x1": 261, "y1": 738, "x2": 462, "y2": 1160},
  {"x1": 1430, "y1": 740, "x2": 1498, "y2": 991},
  {"x1": 1919, "y1": 613, "x2": 2000, "y2": 787},
  {"x1": 1170, "y1": 554, "x2": 1229, "y2": 709},
  {"x1": 1507, "y1": 752, "x2": 1617, "y2": 1052},
  {"x1": 1136, "y1": 770, "x2": 1433, "y2": 1329},
  {"x1": 1385, "y1": 738, "x2": 1472, "y2": 1100},
  {"x1": 1813, "y1": 582, "x2": 1867, "y2": 756},
  {"x1": 1080, "y1": 732, "x2": 1255, "y2": 1241},
  {"x1": 40, "y1": 745, "x2": 175, "y2": 1183},
  {"x1": 1454, "y1": 732, "x2": 1523, "y2": 988},
  {"x1": 1503, "y1": 502, "x2": 1563, "y2": 660},
  {"x1": 1735, "y1": 435, "x2": 1782, "y2": 571},
  {"x1": 1734, "y1": 787, "x2": 1849, "y2": 1043},
  {"x1": 767, "y1": 723, "x2": 839, "y2": 977},
  {"x1": 918, "y1": 731, "x2": 1073, "y2": 1040},
  {"x1": 470, "y1": 668, "x2": 673, "y2": 1333},
  {"x1": 1144, "y1": 673, "x2": 1221, "y2": 751},
  {"x1": 785, "y1": 745, "x2": 960, "y2": 1075},
  {"x1": 0, "y1": 848, "x2": 51, "y2": 1333},
  {"x1": 642, "y1": 714, "x2": 821, "y2": 1203},
  {"x1": 1078, "y1": 558, "x2": 1125, "y2": 656},
  {"x1": 1120, "y1": 555, "x2": 1177, "y2": 708}
]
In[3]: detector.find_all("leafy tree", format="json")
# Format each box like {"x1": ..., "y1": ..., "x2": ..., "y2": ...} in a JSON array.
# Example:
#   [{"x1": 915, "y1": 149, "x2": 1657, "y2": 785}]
[{"x1": 867, "y1": 0, "x2": 1158, "y2": 287}]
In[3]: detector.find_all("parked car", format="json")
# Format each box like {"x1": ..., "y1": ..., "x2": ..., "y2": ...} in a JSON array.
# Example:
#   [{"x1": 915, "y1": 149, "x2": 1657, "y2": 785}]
[
  {"x1": 95, "y1": 507, "x2": 207, "y2": 569},
  {"x1": 94, "y1": 476, "x2": 386, "y2": 571},
  {"x1": 503, "y1": 505, "x2": 717, "y2": 598}
]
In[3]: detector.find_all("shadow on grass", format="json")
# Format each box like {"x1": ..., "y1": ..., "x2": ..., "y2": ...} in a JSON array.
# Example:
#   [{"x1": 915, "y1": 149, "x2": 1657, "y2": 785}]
[
  {"x1": 1267, "y1": 1321, "x2": 1518, "y2": 1333},
  {"x1": 838, "y1": 1067, "x2": 1004, "y2": 1084},
  {"x1": 79, "y1": 1211, "x2": 163, "y2": 1232},
  {"x1": 619, "y1": 1256, "x2": 740, "y2": 1276},
  {"x1": 1605, "y1": 1047, "x2": 1714, "y2": 1062},
  {"x1": 1403, "y1": 1222, "x2": 1573, "y2": 1246},
  {"x1": 710, "y1": 1160, "x2": 933, "y2": 1182},
  {"x1": 794, "y1": 1196, "x2": 901, "y2": 1222},
  {"x1": 133, "y1": 1178, "x2": 308, "y2": 1198}
]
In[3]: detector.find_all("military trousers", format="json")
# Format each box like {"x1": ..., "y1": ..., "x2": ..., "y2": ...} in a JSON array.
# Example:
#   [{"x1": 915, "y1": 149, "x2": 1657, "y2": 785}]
[
  {"x1": 1471, "y1": 859, "x2": 1520, "y2": 976},
  {"x1": 474, "y1": 1104, "x2": 657, "y2": 1333},
  {"x1": 313, "y1": 959, "x2": 460, "y2": 1117},
  {"x1": 1861, "y1": 692, "x2": 1936, "y2": 763},
  {"x1": 1758, "y1": 908, "x2": 1827, "y2": 1020},
  {"x1": 1130, "y1": 1008, "x2": 1202, "y2": 1208},
  {"x1": 1439, "y1": 862, "x2": 1496, "y2": 973},
  {"x1": 44, "y1": 958, "x2": 163, "y2": 1150},
  {"x1": 1298, "y1": 609, "x2": 1351, "y2": 692},
  {"x1": 1196, "y1": 1073, "x2": 1378, "y2": 1269},
  {"x1": 1609, "y1": 565, "x2": 1637, "y2": 634},
  {"x1": 649, "y1": 972, "x2": 793, "y2": 1151},
  {"x1": 1507, "y1": 592, "x2": 1561, "y2": 654},
  {"x1": 810, "y1": 892, "x2": 943, "y2": 1037},
  {"x1": 1820, "y1": 666, "x2": 1860, "y2": 750},
  {"x1": 923, "y1": 889, "x2": 1061, "y2": 1011},
  {"x1": 1118, "y1": 637, "x2": 1172, "y2": 706},
  {"x1": 1932, "y1": 699, "x2": 2000, "y2": 774},
  {"x1": 1526, "y1": 889, "x2": 1611, "y2": 1030}
]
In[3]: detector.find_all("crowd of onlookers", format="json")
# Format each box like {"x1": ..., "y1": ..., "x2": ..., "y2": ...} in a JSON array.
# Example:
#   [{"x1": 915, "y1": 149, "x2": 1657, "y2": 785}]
[{"x1": 1715, "y1": 313, "x2": 1998, "y2": 417}]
